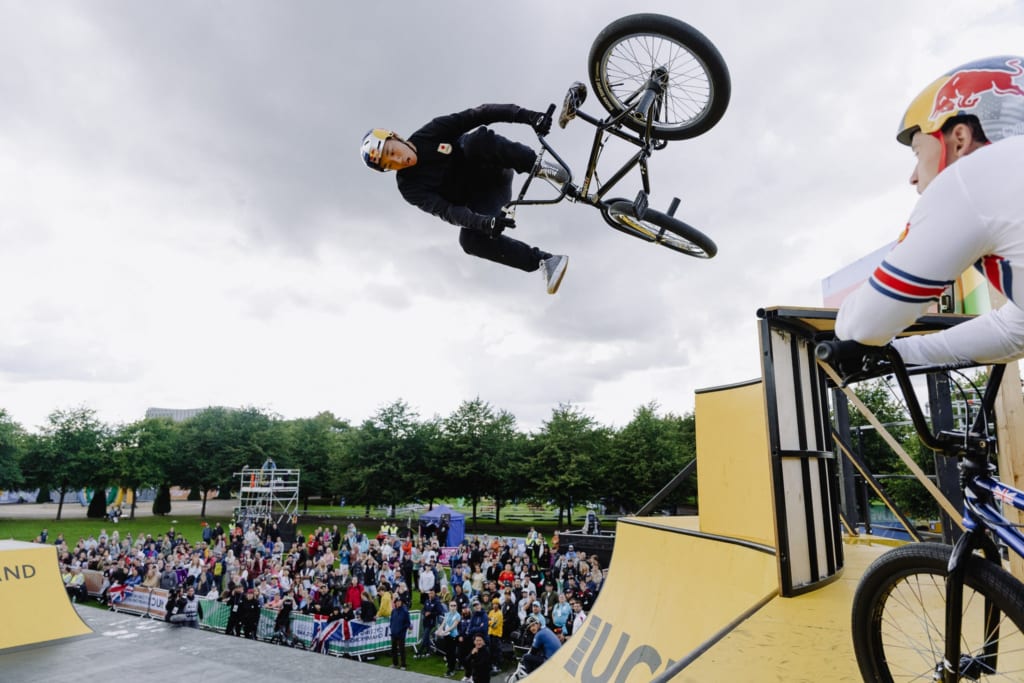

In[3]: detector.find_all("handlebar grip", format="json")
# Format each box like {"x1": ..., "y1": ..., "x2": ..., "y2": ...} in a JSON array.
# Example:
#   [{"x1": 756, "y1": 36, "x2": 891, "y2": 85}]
[
  {"x1": 815, "y1": 339, "x2": 872, "y2": 363},
  {"x1": 545, "y1": 103, "x2": 556, "y2": 118}
]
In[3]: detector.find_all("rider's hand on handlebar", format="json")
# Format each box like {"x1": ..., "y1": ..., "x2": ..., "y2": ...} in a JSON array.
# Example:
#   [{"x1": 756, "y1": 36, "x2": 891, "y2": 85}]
[
  {"x1": 482, "y1": 215, "x2": 515, "y2": 239},
  {"x1": 519, "y1": 108, "x2": 553, "y2": 136},
  {"x1": 815, "y1": 339, "x2": 896, "y2": 383}
]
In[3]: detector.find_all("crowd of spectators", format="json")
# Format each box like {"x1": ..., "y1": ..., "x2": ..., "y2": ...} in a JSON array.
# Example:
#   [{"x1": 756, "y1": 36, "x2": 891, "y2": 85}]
[{"x1": 46, "y1": 515, "x2": 604, "y2": 677}]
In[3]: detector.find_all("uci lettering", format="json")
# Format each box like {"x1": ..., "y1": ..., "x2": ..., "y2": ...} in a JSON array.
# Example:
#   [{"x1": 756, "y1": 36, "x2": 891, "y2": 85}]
[
  {"x1": 561, "y1": 615, "x2": 669, "y2": 682},
  {"x1": 1, "y1": 563, "x2": 37, "y2": 581}
]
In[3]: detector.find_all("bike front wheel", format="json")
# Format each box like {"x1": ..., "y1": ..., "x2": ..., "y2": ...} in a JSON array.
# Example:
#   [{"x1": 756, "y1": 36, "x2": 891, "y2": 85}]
[
  {"x1": 601, "y1": 201, "x2": 717, "y2": 258},
  {"x1": 588, "y1": 13, "x2": 730, "y2": 141},
  {"x1": 852, "y1": 543, "x2": 1024, "y2": 682}
]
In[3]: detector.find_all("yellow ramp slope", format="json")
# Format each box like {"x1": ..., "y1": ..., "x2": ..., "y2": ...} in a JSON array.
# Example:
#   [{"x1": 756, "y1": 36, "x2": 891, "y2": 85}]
[
  {"x1": 677, "y1": 540, "x2": 892, "y2": 682},
  {"x1": 536, "y1": 517, "x2": 778, "y2": 682},
  {"x1": 0, "y1": 540, "x2": 92, "y2": 649}
]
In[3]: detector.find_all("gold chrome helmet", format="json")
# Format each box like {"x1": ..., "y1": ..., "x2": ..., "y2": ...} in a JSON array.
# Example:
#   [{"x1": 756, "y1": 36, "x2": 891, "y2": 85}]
[
  {"x1": 896, "y1": 56, "x2": 1024, "y2": 146},
  {"x1": 359, "y1": 128, "x2": 396, "y2": 171}
]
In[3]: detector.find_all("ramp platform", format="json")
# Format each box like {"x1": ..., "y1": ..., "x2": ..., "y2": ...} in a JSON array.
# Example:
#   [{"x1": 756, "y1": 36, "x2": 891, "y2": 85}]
[
  {"x1": 0, "y1": 540, "x2": 92, "y2": 649},
  {"x1": 538, "y1": 516, "x2": 778, "y2": 681},
  {"x1": 532, "y1": 523, "x2": 892, "y2": 681}
]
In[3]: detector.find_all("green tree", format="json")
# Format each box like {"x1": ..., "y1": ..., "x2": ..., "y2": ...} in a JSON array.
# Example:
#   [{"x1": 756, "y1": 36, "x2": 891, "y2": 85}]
[
  {"x1": 176, "y1": 407, "x2": 282, "y2": 518},
  {"x1": 849, "y1": 379, "x2": 937, "y2": 520},
  {"x1": 153, "y1": 484, "x2": 172, "y2": 515},
  {"x1": 0, "y1": 409, "x2": 25, "y2": 490},
  {"x1": 606, "y1": 402, "x2": 696, "y2": 514},
  {"x1": 37, "y1": 407, "x2": 106, "y2": 520},
  {"x1": 286, "y1": 412, "x2": 348, "y2": 510},
  {"x1": 441, "y1": 398, "x2": 520, "y2": 525},
  {"x1": 107, "y1": 418, "x2": 177, "y2": 520},
  {"x1": 330, "y1": 400, "x2": 421, "y2": 517},
  {"x1": 175, "y1": 408, "x2": 236, "y2": 517},
  {"x1": 530, "y1": 403, "x2": 610, "y2": 527},
  {"x1": 415, "y1": 416, "x2": 447, "y2": 506}
]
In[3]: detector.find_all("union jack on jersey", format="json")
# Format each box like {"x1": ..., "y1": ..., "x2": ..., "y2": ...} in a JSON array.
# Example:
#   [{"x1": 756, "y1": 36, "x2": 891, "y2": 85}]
[
  {"x1": 975, "y1": 255, "x2": 1013, "y2": 299},
  {"x1": 868, "y1": 260, "x2": 952, "y2": 304}
]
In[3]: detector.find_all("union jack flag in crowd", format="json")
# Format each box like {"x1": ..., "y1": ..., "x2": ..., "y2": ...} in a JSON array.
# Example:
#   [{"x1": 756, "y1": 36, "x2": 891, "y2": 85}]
[
  {"x1": 108, "y1": 584, "x2": 134, "y2": 604},
  {"x1": 310, "y1": 616, "x2": 349, "y2": 653}
]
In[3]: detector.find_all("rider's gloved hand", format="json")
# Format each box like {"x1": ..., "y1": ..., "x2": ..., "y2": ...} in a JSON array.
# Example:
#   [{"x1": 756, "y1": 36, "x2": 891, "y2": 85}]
[
  {"x1": 517, "y1": 108, "x2": 552, "y2": 136},
  {"x1": 481, "y1": 215, "x2": 515, "y2": 239}
]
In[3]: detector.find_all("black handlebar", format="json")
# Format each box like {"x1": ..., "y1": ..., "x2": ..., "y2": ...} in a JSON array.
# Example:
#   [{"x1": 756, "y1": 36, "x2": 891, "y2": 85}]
[
  {"x1": 814, "y1": 339, "x2": 872, "y2": 364},
  {"x1": 815, "y1": 338, "x2": 1006, "y2": 457},
  {"x1": 815, "y1": 339, "x2": 950, "y2": 453}
]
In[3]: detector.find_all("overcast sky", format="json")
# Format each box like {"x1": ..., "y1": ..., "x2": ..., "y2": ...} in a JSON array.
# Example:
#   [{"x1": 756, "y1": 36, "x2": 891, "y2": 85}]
[{"x1": 2, "y1": 1, "x2": 1022, "y2": 433}]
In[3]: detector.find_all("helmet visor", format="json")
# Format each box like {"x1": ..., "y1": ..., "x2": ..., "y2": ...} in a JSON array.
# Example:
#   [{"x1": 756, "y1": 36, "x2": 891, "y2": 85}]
[{"x1": 360, "y1": 128, "x2": 394, "y2": 170}]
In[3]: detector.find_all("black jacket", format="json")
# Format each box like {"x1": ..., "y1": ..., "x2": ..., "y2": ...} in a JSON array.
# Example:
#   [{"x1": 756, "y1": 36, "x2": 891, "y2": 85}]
[
  {"x1": 396, "y1": 104, "x2": 532, "y2": 232},
  {"x1": 239, "y1": 597, "x2": 261, "y2": 623}
]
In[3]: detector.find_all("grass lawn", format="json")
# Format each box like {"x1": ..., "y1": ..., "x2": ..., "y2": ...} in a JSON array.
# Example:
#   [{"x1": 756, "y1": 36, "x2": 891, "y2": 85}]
[
  {"x1": 0, "y1": 499, "x2": 612, "y2": 547},
  {"x1": 0, "y1": 516, "x2": 234, "y2": 545}
]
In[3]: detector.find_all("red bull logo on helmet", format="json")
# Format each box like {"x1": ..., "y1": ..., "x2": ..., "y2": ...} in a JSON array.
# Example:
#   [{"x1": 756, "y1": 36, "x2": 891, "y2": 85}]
[{"x1": 930, "y1": 57, "x2": 1024, "y2": 121}]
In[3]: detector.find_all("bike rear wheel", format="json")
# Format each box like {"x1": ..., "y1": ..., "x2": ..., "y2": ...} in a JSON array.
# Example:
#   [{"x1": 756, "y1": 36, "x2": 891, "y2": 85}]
[
  {"x1": 602, "y1": 201, "x2": 717, "y2": 258},
  {"x1": 852, "y1": 543, "x2": 1024, "y2": 682},
  {"x1": 588, "y1": 13, "x2": 730, "y2": 141}
]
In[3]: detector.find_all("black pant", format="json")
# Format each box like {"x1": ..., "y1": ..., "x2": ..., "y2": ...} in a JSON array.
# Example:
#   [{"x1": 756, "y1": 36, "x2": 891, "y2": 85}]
[
  {"x1": 457, "y1": 127, "x2": 550, "y2": 272},
  {"x1": 391, "y1": 632, "x2": 407, "y2": 667},
  {"x1": 489, "y1": 634, "x2": 503, "y2": 668},
  {"x1": 440, "y1": 636, "x2": 459, "y2": 672},
  {"x1": 242, "y1": 618, "x2": 258, "y2": 639},
  {"x1": 523, "y1": 652, "x2": 546, "y2": 673}
]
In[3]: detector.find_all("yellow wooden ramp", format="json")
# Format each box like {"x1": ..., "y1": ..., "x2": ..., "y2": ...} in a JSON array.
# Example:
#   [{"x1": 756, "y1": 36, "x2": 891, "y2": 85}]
[
  {"x1": 0, "y1": 540, "x2": 92, "y2": 649},
  {"x1": 534, "y1": 516, "x2": 778, "y2": 681},
  {"x1": 677, "y1": 539, "x2": 892, "y2": 681}
]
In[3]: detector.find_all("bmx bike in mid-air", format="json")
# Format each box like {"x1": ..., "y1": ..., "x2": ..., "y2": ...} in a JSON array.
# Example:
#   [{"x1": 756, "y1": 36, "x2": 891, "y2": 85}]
[{"x1": 506, "y1": 12, "x2": 731, "y2": 258}]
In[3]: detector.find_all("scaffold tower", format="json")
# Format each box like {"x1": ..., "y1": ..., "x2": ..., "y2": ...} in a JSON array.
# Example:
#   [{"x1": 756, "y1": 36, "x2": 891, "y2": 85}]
[{"x1": 234, "y1": 459, "x2": 299, "y2": 529}]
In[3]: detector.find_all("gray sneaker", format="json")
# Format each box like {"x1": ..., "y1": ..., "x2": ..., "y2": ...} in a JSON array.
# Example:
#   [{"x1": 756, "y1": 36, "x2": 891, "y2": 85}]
[
  {"x1": 536, "y1": 162, "x2": 569, "y2": 185},
  {"x1": 541, "y1": 255, "x2": 568, "y2": 294}
]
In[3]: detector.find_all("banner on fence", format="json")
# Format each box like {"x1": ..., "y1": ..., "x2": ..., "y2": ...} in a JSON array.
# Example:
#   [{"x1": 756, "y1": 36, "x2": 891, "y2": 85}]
[
  {"x1": 194, "y1": 598, "x2": 420, "y2": 658},
  {"x1": 110, "y1": 586, "x2": 169, "y2": 620}
]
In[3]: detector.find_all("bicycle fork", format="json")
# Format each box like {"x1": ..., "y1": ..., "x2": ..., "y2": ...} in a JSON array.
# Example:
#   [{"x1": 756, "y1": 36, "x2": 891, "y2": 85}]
[{"x1": 942, "y1": 527, "x2": 1001, "y2": 681}]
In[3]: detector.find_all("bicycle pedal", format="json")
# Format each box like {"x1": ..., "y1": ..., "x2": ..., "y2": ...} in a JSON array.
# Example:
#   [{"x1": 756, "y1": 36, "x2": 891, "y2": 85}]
[
  {"x1": 633, "y1": 191, "x2": 649, "y2": 220},
  {"x1": 559, "y1": 82, "x2": 588, "y2": 129}
]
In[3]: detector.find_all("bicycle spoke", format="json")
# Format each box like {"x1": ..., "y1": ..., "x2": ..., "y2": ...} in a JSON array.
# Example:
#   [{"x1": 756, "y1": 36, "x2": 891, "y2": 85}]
[
  {"x1": 874, "y1": 571, "x2": 1024, "y2": 680},
  {"x1": 602, "y1": 32, "x2": 712, "y2": 129}
]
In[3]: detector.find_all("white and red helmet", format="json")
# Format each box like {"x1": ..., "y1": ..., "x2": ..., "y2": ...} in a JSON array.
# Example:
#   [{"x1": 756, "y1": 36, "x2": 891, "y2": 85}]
[{"x1": 896, "y1": 56, "x2": 1024, "y2": 146}]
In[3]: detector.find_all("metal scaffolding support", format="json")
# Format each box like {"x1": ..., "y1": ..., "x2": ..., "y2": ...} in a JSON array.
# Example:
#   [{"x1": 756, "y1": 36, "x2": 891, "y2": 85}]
[{"x1": 233, "y1": 459, "x2": 300, "y2": 529}]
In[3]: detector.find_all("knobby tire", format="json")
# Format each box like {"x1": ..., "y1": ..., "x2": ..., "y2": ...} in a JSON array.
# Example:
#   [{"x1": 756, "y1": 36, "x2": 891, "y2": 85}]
[{"x1": 852, "y1": 543, "x2": 1024, "y2": 682}]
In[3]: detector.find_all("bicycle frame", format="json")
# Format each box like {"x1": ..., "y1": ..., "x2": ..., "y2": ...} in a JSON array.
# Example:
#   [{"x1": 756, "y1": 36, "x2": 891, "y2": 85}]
[
  {"x1": 962, "y1": 475, "x2": 1024, "y2": 559},
  {"x1": 820, "y1": 340, "x2": 1024, "y2": 681},
  {"x1": 884, "y1": 355, "x2": 1017, "y2": 681},
  {"x1": 505, "y1": 70, "x2": 671, "y2": 217}
]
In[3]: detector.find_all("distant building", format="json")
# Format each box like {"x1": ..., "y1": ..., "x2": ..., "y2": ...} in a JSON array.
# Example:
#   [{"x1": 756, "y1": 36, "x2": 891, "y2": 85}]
[{"x1": 145, "y1": 407, "x2": 232, "y2": 423}]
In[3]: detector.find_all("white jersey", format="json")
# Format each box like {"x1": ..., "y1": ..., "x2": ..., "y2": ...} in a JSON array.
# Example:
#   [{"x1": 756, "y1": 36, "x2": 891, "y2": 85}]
[{"x1": 836, "y1": 136, "x2": 1024, "y2": 365}]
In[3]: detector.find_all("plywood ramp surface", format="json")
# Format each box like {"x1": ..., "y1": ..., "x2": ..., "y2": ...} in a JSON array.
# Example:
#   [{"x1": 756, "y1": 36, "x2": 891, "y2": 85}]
[{"x1": 534, "y1": 517, "x2": 778, "y2": 681}]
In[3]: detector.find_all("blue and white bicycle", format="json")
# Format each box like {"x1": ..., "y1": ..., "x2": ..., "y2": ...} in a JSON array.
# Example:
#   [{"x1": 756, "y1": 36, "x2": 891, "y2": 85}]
[{"x1": 817, "y1": 341, "x2": 1024, "y2": 682}]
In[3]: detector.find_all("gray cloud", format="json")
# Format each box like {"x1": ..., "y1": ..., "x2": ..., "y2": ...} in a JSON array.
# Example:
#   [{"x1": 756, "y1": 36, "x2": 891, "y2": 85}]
[{"x1": 2, "y1": 0, "x2": 1021, "y2": 430}]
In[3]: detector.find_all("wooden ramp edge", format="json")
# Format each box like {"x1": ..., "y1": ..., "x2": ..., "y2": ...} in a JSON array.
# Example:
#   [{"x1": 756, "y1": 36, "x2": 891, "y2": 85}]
[{"x1": 532, "y1": 516, "x2": 778, "y2": 682}]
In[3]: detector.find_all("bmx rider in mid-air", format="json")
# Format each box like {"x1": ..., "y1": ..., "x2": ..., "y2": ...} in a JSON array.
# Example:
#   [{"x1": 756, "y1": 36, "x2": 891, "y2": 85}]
[{"x1": 360, "y1": 104, "x2": 570, "y2": 294}]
